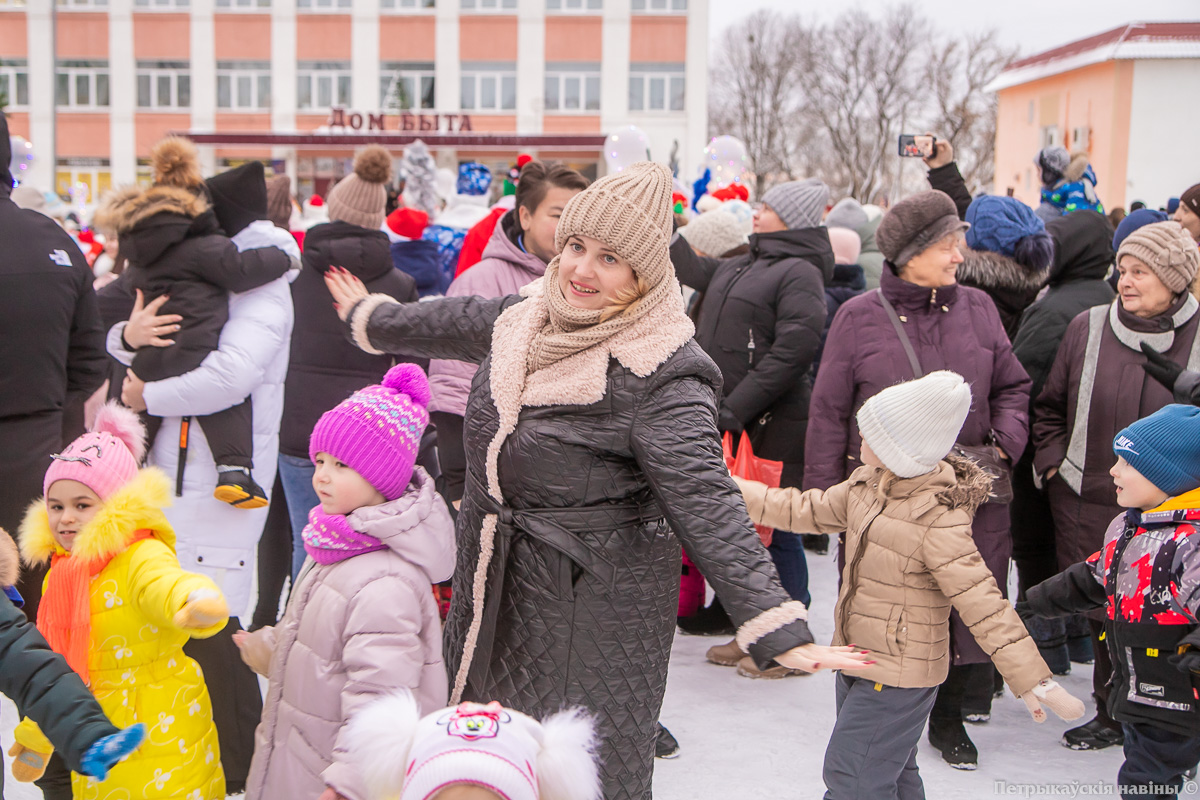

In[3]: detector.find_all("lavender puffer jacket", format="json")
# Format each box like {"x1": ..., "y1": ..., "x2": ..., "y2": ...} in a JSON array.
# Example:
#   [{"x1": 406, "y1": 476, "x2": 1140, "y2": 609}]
[
  {"x1": 428, "y1": 211, "x2": 547, "y2": 416},
  {"x1": 245, "y1": 467, "x2": 455, "y2": 800}
]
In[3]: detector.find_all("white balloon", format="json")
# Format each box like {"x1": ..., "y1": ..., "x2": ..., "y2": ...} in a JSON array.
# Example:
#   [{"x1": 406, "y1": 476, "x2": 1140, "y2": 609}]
[
  {"x1": 9, "y1": 135, "x2": 34, "y2": 181},
  {"x1": 704, "y1": 135, "x2": 747, "y2": 190},
  {"x1": 604, "y1": 126, "x2": 650, "y2": 173}
]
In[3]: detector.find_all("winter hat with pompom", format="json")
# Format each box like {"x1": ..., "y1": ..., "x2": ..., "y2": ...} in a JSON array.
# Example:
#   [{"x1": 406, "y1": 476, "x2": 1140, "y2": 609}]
[
  {"x1": 151, "y1": 136, "x2": 206, "y2": 194},
  {"x1": 309, "y1": 363, "x2": 431, "y2": 500},
  {"x1": 346, "y1": 691, "x2": 601, "y2": 800},
  {"x1": 1116, "y1": 220, "x2": 1200, "y2": 294},
  {"x1": 43, "y1": 402, "x2": 146, "y2": 501},
  {"x1": 679, "y1": 208, "x2": 747, "y2": 257},
  {"x1": 328, "y1": 145, "x2": 393, "y2": 230},
  {"x1": 856, "y1": 371, "x2": 973, "y2": 478}
]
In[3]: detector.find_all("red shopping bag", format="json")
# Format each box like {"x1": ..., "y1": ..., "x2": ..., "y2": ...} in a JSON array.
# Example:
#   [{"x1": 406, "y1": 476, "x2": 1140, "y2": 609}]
[{"x1": 723, "y1": 431, "x2": 784, "y2": 547}]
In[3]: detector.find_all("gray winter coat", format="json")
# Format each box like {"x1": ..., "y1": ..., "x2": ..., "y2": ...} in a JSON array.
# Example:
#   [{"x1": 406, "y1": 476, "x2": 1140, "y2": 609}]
[{"x1": 346, "y1": 287, "x2": 812, "y2": 800}]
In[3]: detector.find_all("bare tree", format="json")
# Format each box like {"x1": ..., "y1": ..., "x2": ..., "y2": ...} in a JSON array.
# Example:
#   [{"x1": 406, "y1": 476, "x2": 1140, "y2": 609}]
[
  {"x1": 924, "y1": 30, "x2": 1017, "y2": 194},
  {"x1": 709, "y1": 11, "x2": 812, "y2": 197}
]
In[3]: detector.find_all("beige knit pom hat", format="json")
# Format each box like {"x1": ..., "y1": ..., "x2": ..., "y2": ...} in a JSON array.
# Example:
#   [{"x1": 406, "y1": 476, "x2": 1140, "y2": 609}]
[
  {"x1": 327, "y1": 145, "x2": 393, "y2": 230},
  {"x1": 554, "y1": 161, "x2": 674, "y2": 286},
  {"x1": 1116, "y1": 220, "x2": 1200, "y2": 294},
  {"x1": 856, "y1": 371, "x2": 972, "y2": 478}
]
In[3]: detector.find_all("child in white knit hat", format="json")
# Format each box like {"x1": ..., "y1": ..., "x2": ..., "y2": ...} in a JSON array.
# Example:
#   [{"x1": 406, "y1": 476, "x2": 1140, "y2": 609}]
[
  {"x1": 345, "y1": 691, "x2": 601, "y2": 800},
  {"x1": 733, "y1": 371, "x2": 1085, "y2": 798}
]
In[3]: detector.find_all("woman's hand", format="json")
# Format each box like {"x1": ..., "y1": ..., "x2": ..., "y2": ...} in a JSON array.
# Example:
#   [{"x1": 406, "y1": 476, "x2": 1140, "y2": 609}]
[
  {"x1": 1045, "y1": 467, "x2": 1058, "y2": 481},
  {"x1": 121, "y1": 369, "x2": 147, "y2": 412},
  {"x1": 123, "y1": 290, "x2": 182, "y2": 350},
  {"x1": 325, "y1": 267, "x2": 369, "y2": 323},
  {"x1": 772, "y1": 644, "x2": 874, "y2": 673},
  {"x1": 995, "y1": 445, "x2": 1009, "y2": 462},
  {"x1": 318, "y1": 788, "x2": 349, "y2": 800},
  {"x1": 923, "y1": 135, "x2": 954, "y2": 170}
]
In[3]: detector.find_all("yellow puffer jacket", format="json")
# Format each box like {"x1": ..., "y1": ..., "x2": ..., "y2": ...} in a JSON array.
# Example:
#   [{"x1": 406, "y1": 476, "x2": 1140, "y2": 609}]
[{"x1": 16, "y1": 469, "x2": 227, "y2": 800}]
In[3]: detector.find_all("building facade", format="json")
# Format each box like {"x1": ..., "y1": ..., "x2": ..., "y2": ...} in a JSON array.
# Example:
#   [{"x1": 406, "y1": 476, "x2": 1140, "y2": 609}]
[
  {"x1": 988, "y1": 22, "x2": 1200, "y2": 211},
  {"x1": 0, "y1": 0, "x2": 707, "y2": 202}
]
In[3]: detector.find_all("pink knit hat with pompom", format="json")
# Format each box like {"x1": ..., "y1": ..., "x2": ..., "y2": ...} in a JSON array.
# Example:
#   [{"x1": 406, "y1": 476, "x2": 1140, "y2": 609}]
[
  {"x1": 309, "y1": 364, "x2": 431, "y2": 501},
  {"x1": 44, "y1": 402, "x2": 146, "y2": 500}
]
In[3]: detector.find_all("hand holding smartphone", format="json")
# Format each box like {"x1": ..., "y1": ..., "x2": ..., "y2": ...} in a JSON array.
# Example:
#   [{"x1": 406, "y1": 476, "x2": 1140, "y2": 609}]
[{"x1": 898, "y1": 134, "x2": 936, "y2": 158}]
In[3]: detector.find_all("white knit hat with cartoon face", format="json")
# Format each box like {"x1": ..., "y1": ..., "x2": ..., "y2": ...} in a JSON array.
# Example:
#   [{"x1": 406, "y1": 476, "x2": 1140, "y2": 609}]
[{"x1": 856, "y1": 371, "x2": 972, "y2": 478}]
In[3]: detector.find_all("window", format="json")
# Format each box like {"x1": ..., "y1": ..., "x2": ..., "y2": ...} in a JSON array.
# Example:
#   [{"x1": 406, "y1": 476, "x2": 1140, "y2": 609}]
[
  {"x1": 546, "y1": 0, "x2": 601, "y2": 11},
  {"x1": 1039, "y1": 125, "x2": 1060, "y2": 149},
  {"x1": 460, "y1": 0, "x2": 516, "y2": 11},
  {"x1": 137, "y1": 61, "x2": 191, "y2": 109},
  {"x1": 544, "y1": 66, "x2": 600, "y2": 112},
  {"x1": 297, "y1": 62, "x2": 351, "y2": 110},
  {"x1": 0, "y1": 0, "x2": 27, "y2": 6},
  {"x1": 461, "y1": 66, "x2": 516, "y2": 111},
  {"x1": 56, "y1": 61, "x2": 110, "y2": 109},
  {"x1": 134, "y1": 0, "x2": 190, "y2": 8},
  {"x1": 297, "y1": 0, "x2": 350, "y2": 9},
  {"x1": 381, "y1": 0, "x2": 434, "y2": 9},
  {"x1": 56, "y1": 0, "x2": 108, "y2": 7},
  {"x1": 380, "y1": 63, "x2": 435, "y2": 110},
  {"x1": 217, "y1": 61, "x2": 271, "y2": 110},
  {"x1": 628, "y1": 65, "x2": 684, "y2": 112},
  {"x1": 0, "y1": 60, "x2": 29, "y2": 109},
  {"x1": 631, "y1": 0, "x2": 685, "y2": 10},
  {"x1": 217, "y1": 0, "x2": 271, "y2": 8}
]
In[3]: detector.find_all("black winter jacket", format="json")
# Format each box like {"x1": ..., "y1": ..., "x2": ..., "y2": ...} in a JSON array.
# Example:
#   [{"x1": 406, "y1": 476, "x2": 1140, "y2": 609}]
[
  {"x1": 815, "y1": 262, "x2": 867, "y2": 374},
  {"x1": 280, "y1": 221, "x2": 421, "y2": 458},
  {"x1": 101, "y1": 185, "x2": 292, "y2": 381},
  {"x1": 671, "y1": 227, "x2": 833, "y2": 463},
  {"x1": 353, "y1": 293, "x2": 813, "y2": 800},
  {"x1": 1011, "y1": 210, "x2": 1116, "y2": 400}
]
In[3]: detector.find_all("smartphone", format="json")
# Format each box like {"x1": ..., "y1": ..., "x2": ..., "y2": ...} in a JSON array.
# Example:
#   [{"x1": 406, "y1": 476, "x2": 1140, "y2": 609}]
[{"x1": 898, "y1": 134, "x2": 936, "y2": 158}]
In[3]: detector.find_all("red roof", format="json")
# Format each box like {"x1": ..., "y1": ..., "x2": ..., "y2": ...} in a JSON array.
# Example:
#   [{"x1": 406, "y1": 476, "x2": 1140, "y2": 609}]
[{"x1": 1007, "y1": 22, "x2": 1200, "y2": 71}]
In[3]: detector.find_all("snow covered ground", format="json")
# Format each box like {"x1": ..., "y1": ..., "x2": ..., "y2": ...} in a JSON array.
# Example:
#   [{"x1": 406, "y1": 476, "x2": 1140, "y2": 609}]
[{"x1": 2, "y1": 547, "x2": 1124, "y2": 799}]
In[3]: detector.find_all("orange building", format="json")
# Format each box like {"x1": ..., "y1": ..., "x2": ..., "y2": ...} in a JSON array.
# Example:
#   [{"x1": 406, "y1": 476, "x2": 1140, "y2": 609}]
[
  {"x1": 988, "y1": 22, "x2": 1200, "y2": 211},
  {"x1": 0, "y1": 0, "x2": 708, "y2": 202}
]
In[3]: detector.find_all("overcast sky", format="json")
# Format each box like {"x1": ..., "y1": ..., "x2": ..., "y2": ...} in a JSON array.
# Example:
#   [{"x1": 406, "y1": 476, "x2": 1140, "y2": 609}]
[{"x1": 708, "y1": 0, "x2": 1200, "y2": 56}]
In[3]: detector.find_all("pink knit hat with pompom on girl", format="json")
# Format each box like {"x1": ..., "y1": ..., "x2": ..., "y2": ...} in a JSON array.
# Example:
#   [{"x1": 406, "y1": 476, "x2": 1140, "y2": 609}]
[
  {"x1": 309, "y1": 363, "x2": 431, "y2": 500},
  {"x1": 44, "y1": 403, "x2": 146, "y2": 500}
]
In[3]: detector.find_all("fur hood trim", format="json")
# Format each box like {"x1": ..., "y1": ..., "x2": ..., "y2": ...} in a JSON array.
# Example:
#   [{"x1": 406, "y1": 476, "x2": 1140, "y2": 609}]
[
  {"x1": 0, "y1": 528, "x2": 19, "y2": 588},
  {"x1": 958, "y1": 247, "x2": 1050, "y2": 294},
  {"x1": 936, "y1": 455, "x2": 993, "y2": 513},
  {"x1": 19, "y1": 469, "x2": 175, "y2": 567},
  {"x1": 874, "y1": 455, "x2": 992, "y2": 516},
  {"x1": 94, "y1": 184, "x2": 208, "y2": 235},
  {"x1": 1062, "y1": 151, "x2": 1091, "y2": 185}
]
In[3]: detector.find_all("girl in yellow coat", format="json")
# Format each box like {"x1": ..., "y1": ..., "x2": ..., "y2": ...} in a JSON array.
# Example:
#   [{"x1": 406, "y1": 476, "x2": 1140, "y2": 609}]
[{"x1": 13, "y1": 403, "x2": 229, "y2": 800}]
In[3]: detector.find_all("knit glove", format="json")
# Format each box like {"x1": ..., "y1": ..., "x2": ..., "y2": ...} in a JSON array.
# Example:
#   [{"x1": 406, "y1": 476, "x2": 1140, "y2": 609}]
[
  {"x1": 174, "y1": 589, "x2": 228, "y2": 630},
  {"x1": 80, "y1": 724, "x2": 146, "y2": 782},
  {"x1": 1141, "y1": 342, "x2": 1182, "y2": 392},
  {"x1": 1019, "y1": 679, "x2": 1086, "y2": 723},
  {"x1": 7, "y1": 742, "x2": 50, "y2": 783}
]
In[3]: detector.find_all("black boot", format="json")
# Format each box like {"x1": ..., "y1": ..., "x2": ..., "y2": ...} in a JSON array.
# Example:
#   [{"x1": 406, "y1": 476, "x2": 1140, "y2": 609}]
[
  {"x1": 1062, "y1": 717, "x2": 1124, "y2": 751},
  {"x1": 214, "y1": 467, "x2": 268, "y2": 509},
  {"x1": 801, "y1": 533, "x2": 829, "y2": 555},
  {"x1": 677, "y1": 598, "x2": 734, "y2": 636},
  {"x1": 928, "y1": 719, "x2": 978, "y2": 770},
  {"x1": 655, "y1": 723, "x2": 680, "y2": 759}
]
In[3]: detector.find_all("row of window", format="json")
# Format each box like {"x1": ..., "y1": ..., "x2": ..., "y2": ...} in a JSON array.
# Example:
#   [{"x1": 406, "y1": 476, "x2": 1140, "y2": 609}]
[
  {"x1": 41, "y1": 0, "x2": 685, "y2": 10},
  {"x1": 3, "y1": 60, "x2": 684, "y2": 112}
]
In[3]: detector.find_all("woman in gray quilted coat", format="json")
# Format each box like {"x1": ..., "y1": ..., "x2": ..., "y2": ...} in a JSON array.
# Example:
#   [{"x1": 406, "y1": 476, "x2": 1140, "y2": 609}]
[{"x1": 327, "y1": 161, "x2": 870, "y2": 800}]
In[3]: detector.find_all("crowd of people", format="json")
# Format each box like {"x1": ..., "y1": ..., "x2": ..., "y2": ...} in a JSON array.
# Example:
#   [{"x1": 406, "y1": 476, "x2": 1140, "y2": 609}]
[{"x1": 4, "y1": 99, "x2": 1200, "y2": 800}]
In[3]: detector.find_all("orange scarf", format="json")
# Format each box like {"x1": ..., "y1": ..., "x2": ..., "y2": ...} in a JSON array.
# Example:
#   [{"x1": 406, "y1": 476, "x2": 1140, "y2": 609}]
[{"x1": 36, "y1": 529, "x2": 153, "y2": 686}]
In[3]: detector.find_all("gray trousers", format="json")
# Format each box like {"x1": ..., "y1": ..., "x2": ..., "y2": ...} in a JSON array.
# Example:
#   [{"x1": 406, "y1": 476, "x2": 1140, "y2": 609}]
[{"x1": 823, "y1": 672, "x2": 938, "y2": 800}]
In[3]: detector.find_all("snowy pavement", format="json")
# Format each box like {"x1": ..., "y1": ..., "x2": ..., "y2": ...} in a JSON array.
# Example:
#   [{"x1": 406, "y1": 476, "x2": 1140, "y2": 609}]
[{"x1": 2, "y1": 547, "x2": 1124, "y2": 799}]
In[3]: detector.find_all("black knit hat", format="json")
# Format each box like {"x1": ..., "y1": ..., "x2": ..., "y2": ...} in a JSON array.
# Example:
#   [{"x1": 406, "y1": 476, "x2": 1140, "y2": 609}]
[
  {"x1": 205, "y1": 161, "x2": 268, "y2": 237},
  {"x1": 875, "y1": 190, "x2": 968, "y2": 267}
]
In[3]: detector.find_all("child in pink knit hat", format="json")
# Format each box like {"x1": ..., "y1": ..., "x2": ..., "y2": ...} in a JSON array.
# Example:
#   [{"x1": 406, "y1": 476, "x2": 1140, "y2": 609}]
[{"x1": 235, "y1": 364, "x2": 457, "y2": 800}]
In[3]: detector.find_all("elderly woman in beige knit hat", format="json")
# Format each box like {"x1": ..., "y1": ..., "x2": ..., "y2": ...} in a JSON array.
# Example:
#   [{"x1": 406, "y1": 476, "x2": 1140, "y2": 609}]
[
  {"x1": 1033, "y1": 219, "x2": 1200, "y2": 752},
  {"x1": 325, "y1": 161, "x2": 870, "y2": 800}
]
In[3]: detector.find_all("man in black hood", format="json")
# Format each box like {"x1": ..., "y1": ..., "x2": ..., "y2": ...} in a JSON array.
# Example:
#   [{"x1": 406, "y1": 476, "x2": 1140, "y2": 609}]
[{"x1": 0, "y1": 110, "x2": 107, "y2": 618}]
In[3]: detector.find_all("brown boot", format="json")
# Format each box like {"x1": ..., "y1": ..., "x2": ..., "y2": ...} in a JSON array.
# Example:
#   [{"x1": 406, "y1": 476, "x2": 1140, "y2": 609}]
[
  {"x1": 705, "y1": 639, "x2": 747, "y2": 666},
  {"x1": 735, "y1": 655, "x2": 805, "y2": 679}
]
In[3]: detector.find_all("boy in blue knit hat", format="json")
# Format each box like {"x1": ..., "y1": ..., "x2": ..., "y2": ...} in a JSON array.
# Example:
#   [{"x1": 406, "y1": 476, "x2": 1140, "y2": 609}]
[{"x1": 1027, "y1": 404, "x2": 1200, "y2": 798}]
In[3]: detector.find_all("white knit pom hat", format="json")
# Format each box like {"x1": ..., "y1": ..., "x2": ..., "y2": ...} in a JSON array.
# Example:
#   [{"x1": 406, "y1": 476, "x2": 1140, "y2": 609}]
[{"x1": 856, "y1": 371, "x2": 972, "y2": 478}]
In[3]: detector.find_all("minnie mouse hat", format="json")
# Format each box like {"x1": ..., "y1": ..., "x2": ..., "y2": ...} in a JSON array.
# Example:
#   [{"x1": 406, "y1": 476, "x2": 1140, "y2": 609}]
[{"x1": 347, "y1": 692, "x2": 601, "y2": 800}]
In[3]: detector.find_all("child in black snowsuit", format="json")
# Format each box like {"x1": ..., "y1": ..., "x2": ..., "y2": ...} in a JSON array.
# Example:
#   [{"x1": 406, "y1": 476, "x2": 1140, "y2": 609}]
[
  {"x1": 1028, "y1": 404, "x2": 1200, "y2": 799},
  {"x1": 97, "y1": 144, "x2": 293, "y2": 508}
]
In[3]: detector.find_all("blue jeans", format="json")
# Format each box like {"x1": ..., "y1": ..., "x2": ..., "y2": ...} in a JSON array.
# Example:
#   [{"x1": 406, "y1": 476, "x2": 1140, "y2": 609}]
[
  {"x1": 277, "y1": 454, "x2": 319, "y2": 581},
  {"x1": 769, "y1": 530, "x2": 811, "y2": 607}
]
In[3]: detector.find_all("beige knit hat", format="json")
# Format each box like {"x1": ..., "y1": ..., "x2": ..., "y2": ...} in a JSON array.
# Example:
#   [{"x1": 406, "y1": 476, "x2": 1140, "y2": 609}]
[
  {"x1": 555, "y1": 161, "x2": 674, "y2": 286},
  {"x1": 679, "y1": 208, "x2": 747, "y2": 257},
  {"x1": 856, "y1": 371, "x2": 972, "y2": 478},
  {"x1": 327, "y1": 145, "x2": 393, "y2": 230},
  {"x1": 1116, "y1": 220, "x2": 1200, "y2": 294}
]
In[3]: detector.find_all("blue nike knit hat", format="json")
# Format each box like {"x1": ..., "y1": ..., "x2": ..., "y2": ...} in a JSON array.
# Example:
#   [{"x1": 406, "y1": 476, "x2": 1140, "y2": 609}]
[{"x1": 1113, "y1": 405, "x2": 1200, "y2": 497}]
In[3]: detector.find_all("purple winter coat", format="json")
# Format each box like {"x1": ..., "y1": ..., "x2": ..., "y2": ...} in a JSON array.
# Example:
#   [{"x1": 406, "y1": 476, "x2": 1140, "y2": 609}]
[
  {"x1": 806, "y1": 265, "x2": 1032, "y2": 664},
  {"x1": 428, "y1": 210, "x2": 546, "y2": 417},
  {"x1": 245, "y1": 468, "x2": 455, "y2": 800}
]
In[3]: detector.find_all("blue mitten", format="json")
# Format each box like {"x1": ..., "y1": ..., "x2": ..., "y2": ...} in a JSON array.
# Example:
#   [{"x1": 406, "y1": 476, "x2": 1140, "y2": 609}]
[{"x1": 80, "y1": 723, "x2": 146, "y2": 781}]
